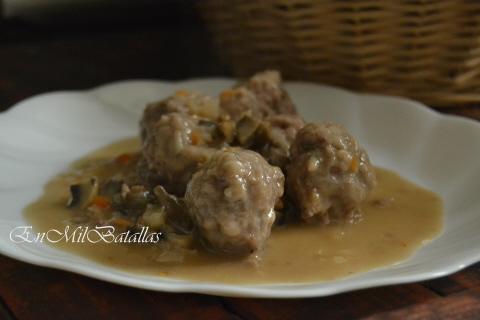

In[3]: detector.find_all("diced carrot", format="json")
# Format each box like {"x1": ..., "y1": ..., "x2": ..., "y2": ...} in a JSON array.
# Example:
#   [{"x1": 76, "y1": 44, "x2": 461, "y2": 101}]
[
  {"x1": 175, "y1": 89, "x2": 189, "y2": 97},
  {"x1": 191, "y1": 131, "x2": 203, "y2": 145},
  {"x1": 350, "y1": 158, "x2": 359, "y2": 172},
  {"x1": 220, "y1": 89, "x2": 236, "y2": 101},
  {"x1": 92, "y1": 196, "x2": 111, "y2": 210},
  {"x1": 116, "y1": 153, "x2": 132, "y2": 165},
  {"x1": 112, "y1": 217, "x2": 132, "y2": 228}
]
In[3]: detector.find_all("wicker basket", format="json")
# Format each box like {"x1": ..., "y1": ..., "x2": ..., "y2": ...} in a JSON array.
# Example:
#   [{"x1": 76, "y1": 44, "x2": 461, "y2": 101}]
[{"x1": 199, "y1": 0, "x2": 480, "y2": 106}]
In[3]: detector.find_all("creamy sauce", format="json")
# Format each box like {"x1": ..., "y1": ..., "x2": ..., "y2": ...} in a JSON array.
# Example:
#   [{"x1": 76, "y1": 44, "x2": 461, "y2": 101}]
[{"x1": 24, "y1": 138, "x2": 443, "y2": 284}]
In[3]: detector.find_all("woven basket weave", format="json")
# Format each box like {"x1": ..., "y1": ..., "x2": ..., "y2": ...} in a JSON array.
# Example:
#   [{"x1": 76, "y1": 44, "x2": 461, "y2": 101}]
[{"x1": 199, "y1": 0, "x2": 480, "y2": 106}]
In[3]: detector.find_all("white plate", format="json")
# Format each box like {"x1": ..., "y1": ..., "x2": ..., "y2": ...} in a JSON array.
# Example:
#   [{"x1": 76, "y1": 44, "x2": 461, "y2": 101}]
[{"x1": 1, "y1": 79, "x2": 479, "y2": 298}]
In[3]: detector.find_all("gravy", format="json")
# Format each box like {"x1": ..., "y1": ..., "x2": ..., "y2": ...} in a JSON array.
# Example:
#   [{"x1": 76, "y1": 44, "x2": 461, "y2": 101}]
[{"x1": 24, "y1": 138, "x2": 443, "y2": 284}]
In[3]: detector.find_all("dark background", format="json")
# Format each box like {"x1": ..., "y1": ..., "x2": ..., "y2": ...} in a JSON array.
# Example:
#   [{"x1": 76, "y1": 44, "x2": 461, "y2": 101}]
[
  {"x1": 0, "y1": 0, "x2": 229, "y2": 110},
  {"x1": 1, "y1": 1, "x2": 480, "y2": 319}
]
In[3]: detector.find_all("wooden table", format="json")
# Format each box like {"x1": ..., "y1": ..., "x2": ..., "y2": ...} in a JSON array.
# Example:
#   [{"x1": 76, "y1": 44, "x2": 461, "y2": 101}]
[{"x1": 1, "y1": 15, "x2": 480, "y2": 320}]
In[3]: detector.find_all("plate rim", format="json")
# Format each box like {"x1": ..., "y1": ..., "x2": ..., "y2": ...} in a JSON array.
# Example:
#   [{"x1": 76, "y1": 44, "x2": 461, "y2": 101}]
[{"x1": 1, "y1": 78, "x2": 479, "y2": 298}]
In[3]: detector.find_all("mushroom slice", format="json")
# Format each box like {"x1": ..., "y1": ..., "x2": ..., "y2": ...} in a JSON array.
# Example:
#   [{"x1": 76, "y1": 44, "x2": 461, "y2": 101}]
[
  {"x1": 140, "y1": 204, "x2": 167, "y2": 230},
  {"x1": 123, "y1": 185, "x2": 151, "y2": 216},
  {"x1": 100, "y1": 179, "x2": 123, "y2": 198},
  {"x1": 153, "y1": 185, "x2": 192, "y2": 234},
  {"x1": 67, "y1": 177, "x2": 99, "y2": 209},
  {"x1": 236, "y1": 114, "x2": 261, "y2": 146},
  {"x1": 217, "y1": 118, "x2": 236, "y2": 143}
]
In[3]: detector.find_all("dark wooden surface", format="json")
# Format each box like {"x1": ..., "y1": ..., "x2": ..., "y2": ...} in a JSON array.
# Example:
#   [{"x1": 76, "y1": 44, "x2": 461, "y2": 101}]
[{"x1": 1, "y1": 6, "x2": 480, "y2": 320}]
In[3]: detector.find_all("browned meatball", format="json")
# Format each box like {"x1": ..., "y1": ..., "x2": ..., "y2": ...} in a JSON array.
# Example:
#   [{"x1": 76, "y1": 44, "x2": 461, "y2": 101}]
[
  {"x1": 256, "y1": 114, "x2": 305, "y2": 168},
  {"x1": 287, "y1": 123, "x2": 376, "y2": 224},
  {"x1": 219, "y1": 70, "x2": 297, "y2": 121},
  {"x1": 140, "y1": 90, "x2": 219, "y2": 140},
  {"x1": 246, "y1": 70, "x2": 297, "y2": 115},
  {"x1": 139, "y1": 90, "x2": 225, "y2": 195},
  {"x1": 185, "y1": 148, "x2": 284, "y2": 255},
  {"x1": 133, "y1": 154, "x2": 164, "y2": 189},
  {"x1": 141, "y1": 112, "x2": 220, "y2": 195}
]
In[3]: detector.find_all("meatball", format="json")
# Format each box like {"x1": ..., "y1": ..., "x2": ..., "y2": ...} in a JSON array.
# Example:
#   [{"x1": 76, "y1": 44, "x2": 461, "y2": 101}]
[
  {"x1": 256, "y1": 114, "x2": 305, "y2": 168},
  {"x1": 246, "y1": 70, "x2": 297, "y2": 115},
  {"x1": 133, "y1": 155, "x2": 163, "y2": 189},
  {"x1": 185, "y1": 148, "x2": 284, "y2": 255},
  {"x1": 287, "y1": 123, "x2": 376, "y2": 224},
  {"x1": 140, "y1": 90, "x2": 219, "y2": 140},
  {"x1": 219, "y1": 70, "x2": 297, "y2": 121},
  {"x1": 141, "y1": 112, "x2": 219, "y2": 195}
]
